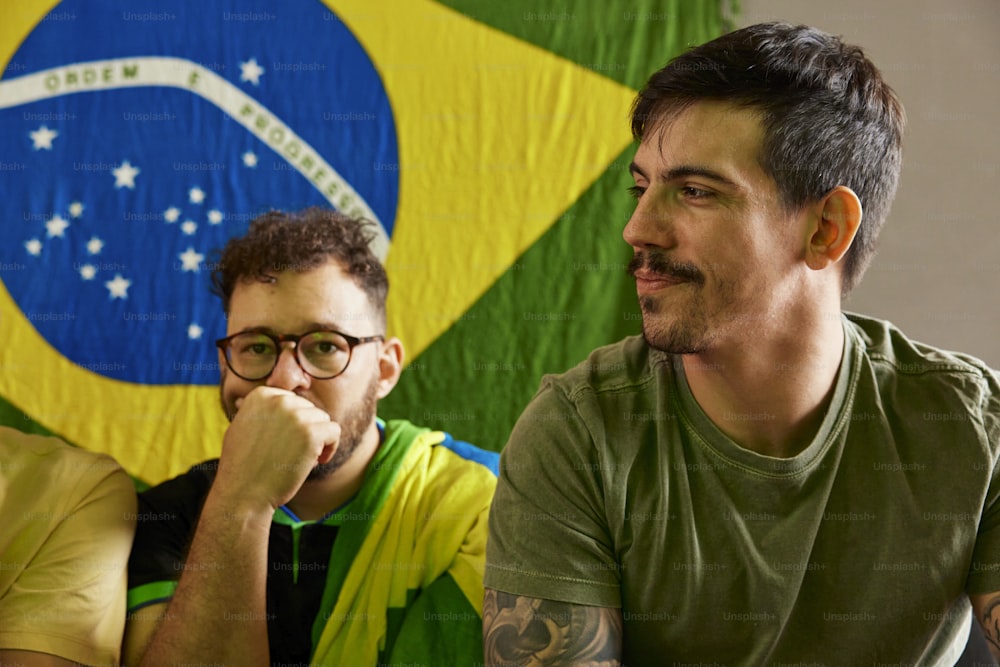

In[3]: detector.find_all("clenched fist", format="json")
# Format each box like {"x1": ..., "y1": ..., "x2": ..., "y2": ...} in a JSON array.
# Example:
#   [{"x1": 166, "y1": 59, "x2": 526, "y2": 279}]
[{"x1": 213, "y1": 386, "x2": 341, "y2": 513}]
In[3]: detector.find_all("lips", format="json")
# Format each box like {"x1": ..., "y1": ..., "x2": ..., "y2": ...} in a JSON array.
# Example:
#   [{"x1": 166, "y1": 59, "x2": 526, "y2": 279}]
[{"x1": 632, "y1": 270, "x2": 689, "y2": 296}]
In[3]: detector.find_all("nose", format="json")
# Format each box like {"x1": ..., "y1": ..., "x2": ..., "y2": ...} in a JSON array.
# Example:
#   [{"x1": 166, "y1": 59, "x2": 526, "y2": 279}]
[
  {"x1": 623, "y1": 191, "x2": 673, "y2": 251},
  {"x1": 266, "y1": 345, "x2": 311, "y2": 391}
]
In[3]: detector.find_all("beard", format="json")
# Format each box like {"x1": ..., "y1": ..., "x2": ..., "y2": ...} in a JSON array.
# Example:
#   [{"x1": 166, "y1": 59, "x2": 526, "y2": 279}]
[
  {"x1": 627, "y1": 250, "x2": 718, "y2": 355},
  {"x1": 305, "y1": 374, "x2": 379, "y2": 481},
  {"x1": 219, "y1": 370, "x2": 380, "y2": 482},
  {"x1": 638, "y1": 295, "x2": 714, "y2": 355}
]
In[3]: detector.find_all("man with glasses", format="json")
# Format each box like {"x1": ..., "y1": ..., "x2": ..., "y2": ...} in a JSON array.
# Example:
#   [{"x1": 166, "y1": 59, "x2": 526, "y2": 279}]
[{"x1": 124, "y1": 208, "x2": 499, "y2": 666}]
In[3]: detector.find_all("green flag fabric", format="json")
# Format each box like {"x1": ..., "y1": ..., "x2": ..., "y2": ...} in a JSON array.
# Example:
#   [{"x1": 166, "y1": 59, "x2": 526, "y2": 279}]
[{"x1": 379, "y1": 0, "x2": 739, "y2": 452}]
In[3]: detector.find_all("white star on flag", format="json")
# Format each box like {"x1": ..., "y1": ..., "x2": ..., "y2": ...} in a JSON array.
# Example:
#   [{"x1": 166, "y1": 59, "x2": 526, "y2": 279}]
[
  {"x1": 208, "y1": 209, "x2": 223, "y2": 225},
  {"x1": 68, "y1": 201, "x2": 85, "y2": 218},
  {"x1": 45, "y1": 214, "x2": 69, "y2": 238},
  {"x1": 187, "y1": 323, "x2": 204, "y2": 340},
  {"x1": 105, "y1": 274, "x2": 131, "y2": 299},
  {"x1": 240, "y1": 58, "x2": 264, "y2": 86},
  {"x1": 113, "y1": 161, "x2": 141, "y2": 189},
  {"x1": 25, "y1": 239, "x2": 42, "y2": 256},
  {"x1": 164, "y1": 206, "x2": 181, "y2": 223},
  {"x1": 242, "y1": 151, "x2": 258, "y2": 168},
  {"x1": 178, "y1": 247, "x2": 205, "y2": 272},
  {"x1": 86, "y1": 237, "x2": 104, "y2": 255},
  {"x1": 181, "y1": 220, "x2": 198, "y2": 235},
  {"x1": 189, "y1": 187, "x2": 205, "y2": 204},
  {"x1": 79, "y1": 264, "x2": 97, "y2": 280},
  {"x1": 29, "y1": 125, "x2": 58, "y2": 150}
]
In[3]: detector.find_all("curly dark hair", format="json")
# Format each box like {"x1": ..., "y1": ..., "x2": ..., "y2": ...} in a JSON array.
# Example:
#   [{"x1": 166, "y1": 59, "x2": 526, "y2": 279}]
[
  {"x1": 631, "y1": 22, "x2": 905, "y2": 294},
  {"x1": 210, "y1": 207, "x2": 388, "y2": 324}
]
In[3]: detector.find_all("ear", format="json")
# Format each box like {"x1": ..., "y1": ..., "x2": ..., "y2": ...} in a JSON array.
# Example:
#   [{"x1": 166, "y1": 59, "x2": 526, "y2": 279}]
[
  {"x1": 375, "y1": 336, "x2": 404, "y2": 399},
  {"x1": 805, "y1": 186, "x2": 863, "y2": 272}
]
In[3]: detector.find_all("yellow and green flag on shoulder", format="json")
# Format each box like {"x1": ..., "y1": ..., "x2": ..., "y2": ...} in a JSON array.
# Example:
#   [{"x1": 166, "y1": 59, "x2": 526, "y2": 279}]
[{"x1": 0, "y1": 0, "x2": 735, "y2": 486}]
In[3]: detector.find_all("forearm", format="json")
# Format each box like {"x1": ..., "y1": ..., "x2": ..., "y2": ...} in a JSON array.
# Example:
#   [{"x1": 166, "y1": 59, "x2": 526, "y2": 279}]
[
  {"x1": 138, "y1": 490, "x2": 273, "y2": 667},
  {"x1": 971, "y1": 591, "x2": 1000, "y2": 660},
  {"x1": 483, "y1": 588, "x2": 623, "y2": 666},
  {"x1": 983, "y1": 614, "x2": 1000, "y2": 661}
]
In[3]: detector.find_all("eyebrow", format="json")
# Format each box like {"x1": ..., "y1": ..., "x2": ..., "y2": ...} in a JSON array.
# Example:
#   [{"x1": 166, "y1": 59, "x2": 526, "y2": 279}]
[
  {"x1": 239, "y1": 321, "x2": 347, "y2": 336},
  {"x1": 629, "y1": 161, "x2": 740, "y2": 190}
]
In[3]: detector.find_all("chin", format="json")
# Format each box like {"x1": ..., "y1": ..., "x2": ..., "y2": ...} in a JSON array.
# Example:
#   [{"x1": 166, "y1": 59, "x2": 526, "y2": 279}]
[
  {"x1": 641, "y1": 318, "x2": 710, "y2": 355},
  {"x1": 303, "y1": 426, "x2": 364, "y2": 482},
  {"x1": 639, "y1": 301, "x2": 716, "y2": 355},
  {"x1": 305, "y1": 460, "x2": 341, "y2": 482}
]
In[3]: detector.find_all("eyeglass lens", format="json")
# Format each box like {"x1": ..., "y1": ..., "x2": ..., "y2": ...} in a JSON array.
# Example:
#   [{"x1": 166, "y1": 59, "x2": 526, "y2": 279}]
[{"x1": 225, "y1": 331, "x2": 351, "y2": 380}]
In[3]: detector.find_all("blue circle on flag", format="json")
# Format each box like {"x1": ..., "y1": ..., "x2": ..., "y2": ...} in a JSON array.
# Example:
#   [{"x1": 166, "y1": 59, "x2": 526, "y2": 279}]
[{"x1": 0, "y1": 0, "x2": 399, "y2": 385}]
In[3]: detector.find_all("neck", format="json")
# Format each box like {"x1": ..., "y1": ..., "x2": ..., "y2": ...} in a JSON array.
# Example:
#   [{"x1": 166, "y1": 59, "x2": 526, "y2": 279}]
[
  {"x1": 285, "y1": 422, "x2": 381, "y2": 521},
  {"x1": 682, "y1": 304, "x2": 845, "y2": 459}
]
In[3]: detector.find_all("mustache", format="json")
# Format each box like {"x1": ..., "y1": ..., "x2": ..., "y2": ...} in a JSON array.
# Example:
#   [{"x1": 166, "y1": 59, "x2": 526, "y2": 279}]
[{"x1": 627, "y1": 251, "x2": 705, "y2": 285}]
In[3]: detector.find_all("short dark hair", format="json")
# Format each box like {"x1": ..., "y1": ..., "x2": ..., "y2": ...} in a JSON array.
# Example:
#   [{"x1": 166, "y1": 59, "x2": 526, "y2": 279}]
[
  {"x1": 631, "y1": 22, "x2": 905, "y2": 293},
  {"x1": 211, "y1": 207, "x2": 388, "y2": 324}
]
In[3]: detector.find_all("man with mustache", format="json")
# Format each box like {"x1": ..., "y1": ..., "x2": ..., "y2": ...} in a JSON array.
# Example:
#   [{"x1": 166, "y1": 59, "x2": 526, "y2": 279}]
[
  {"x1": 484, "y1": 22, "x2": 1000, "y2": 665},
  {"x1": 124, "y1": 208, "x2": 498, "y2": 666}
]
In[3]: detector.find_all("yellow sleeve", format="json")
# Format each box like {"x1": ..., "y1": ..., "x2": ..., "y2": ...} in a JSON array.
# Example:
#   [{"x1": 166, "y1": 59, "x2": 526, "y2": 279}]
[{"x1": 0, "y1": 454, "x2": 137, "y2": 665}]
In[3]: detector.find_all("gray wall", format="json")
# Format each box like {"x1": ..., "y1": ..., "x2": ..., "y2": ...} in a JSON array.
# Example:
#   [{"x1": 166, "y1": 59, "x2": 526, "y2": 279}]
[{"x1": 739, "y1": 0, "x2": 1000, "y2": 368}]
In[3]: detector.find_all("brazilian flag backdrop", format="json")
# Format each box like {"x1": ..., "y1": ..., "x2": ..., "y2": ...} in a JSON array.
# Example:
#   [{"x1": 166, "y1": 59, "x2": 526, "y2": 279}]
[{"x1": 0, "y1": 0, "x2": 736, "y2": 486}]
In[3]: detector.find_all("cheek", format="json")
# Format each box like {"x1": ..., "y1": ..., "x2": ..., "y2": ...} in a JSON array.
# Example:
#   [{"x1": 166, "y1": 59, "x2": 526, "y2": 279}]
[
  {"x1": 308, "y1": 383, "x2": 344, "y2": 413},
  {"x1": 220, "y1": 368, "x2": 255, "y2": 401}
]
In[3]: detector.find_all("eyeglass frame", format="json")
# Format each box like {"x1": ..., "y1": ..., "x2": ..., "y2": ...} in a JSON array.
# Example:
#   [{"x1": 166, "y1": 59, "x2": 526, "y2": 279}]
[{"x1": 215, "y1": 328, "x2": 384, "y2": 381}]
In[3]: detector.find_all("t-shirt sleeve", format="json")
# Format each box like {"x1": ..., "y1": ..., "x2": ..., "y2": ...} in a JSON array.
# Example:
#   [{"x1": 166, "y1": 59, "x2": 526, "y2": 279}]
[
  {"x1": 127, "y1": 465, "x2": 212, "y2": 611},
  {"x1": 0, "y1": 461, "x2": 137, "y2": 666},
  {"x1": 967, "y1": 369, "x2": 1000, "y2": 594},
  {"x1": 485, "y1": 382, "x2": 621, "y2": 608}
]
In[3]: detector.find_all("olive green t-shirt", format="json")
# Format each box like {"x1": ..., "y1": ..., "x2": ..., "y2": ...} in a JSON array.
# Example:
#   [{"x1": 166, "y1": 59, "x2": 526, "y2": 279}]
[{"x1": 485, "y1": 314, "x2": 1000, "y2": 666}]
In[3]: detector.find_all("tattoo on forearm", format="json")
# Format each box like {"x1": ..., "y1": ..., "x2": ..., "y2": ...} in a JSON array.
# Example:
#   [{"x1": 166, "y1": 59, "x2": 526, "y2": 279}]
[
  {"x1": 980, "y1": 594, "x2": 1000, "y2": 655},
  {"x1": 483, "y1": 589, "x2": 623, "y2": 667}
]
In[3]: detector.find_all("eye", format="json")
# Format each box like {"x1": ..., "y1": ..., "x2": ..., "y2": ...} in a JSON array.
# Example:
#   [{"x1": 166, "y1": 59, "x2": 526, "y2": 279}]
[
  {"x1": 302, "y1": 332, "x2": 349, "y2": 357},
  {"x1": 627, "y1": 185, "x2": 645, "y2": 200},
  {"x1": 681, "y1": 186, "x2": 713, "y2": 199},
  {"x1": 232, "y1": 335, "x2": 275, "y2": 357},
  {"x1": 313, "y1": 341, "x2": 338, "y2": 355}
]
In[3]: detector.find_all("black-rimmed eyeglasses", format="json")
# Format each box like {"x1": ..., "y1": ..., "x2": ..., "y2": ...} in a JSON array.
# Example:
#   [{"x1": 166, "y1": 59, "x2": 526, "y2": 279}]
[{"x1": 215, "y1": 329, "x2": 383, "y2": 381}]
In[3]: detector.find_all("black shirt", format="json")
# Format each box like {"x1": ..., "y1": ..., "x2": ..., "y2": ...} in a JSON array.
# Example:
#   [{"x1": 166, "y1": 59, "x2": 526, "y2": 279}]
[{"x1": 128, "y1": 460, "x2": 341, "y2": 665}]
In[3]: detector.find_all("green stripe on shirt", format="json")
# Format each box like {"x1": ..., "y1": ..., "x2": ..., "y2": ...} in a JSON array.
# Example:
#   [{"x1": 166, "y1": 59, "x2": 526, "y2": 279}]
[{"x1": 128, "y1": 580, "x2": 178, "y2": 611}]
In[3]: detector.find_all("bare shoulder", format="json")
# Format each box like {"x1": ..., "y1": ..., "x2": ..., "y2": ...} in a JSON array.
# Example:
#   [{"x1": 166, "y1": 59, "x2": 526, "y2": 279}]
[
  {"x1": 483, "y1": 587, "x2": 623, "y2": 667},
  {"x1": 971, "y1": 591, "x2": 1000, "y2": 658}
]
